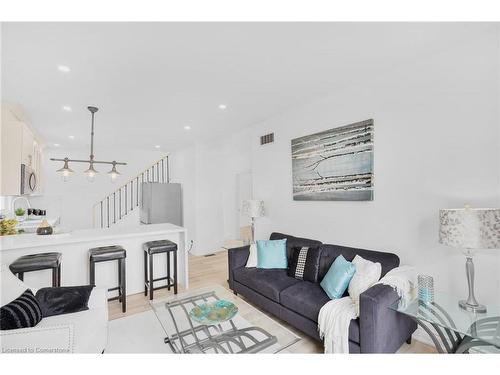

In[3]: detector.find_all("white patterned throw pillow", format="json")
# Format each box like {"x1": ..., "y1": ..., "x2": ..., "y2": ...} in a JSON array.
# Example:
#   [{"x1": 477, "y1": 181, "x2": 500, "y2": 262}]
[
  {"x1": 348, "y1": 255, "x2": 382, "y2": 314},
  {"x1": 245, "y1": 243, "x2": 258, "y2": 268}
]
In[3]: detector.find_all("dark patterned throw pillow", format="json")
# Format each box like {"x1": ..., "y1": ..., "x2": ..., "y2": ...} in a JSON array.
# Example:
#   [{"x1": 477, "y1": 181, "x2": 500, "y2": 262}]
[
  {"x1": 0, "y1": 289, "x2": 42, "y2": 330},
  {"x1": 287, "y1": 246, "x2": 322, "y2": 282}
]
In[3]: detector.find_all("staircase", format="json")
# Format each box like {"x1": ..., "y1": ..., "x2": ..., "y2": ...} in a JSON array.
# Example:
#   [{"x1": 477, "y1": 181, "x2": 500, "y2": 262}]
[{"x1": 93, "y1": 155, "x2": 170, "y2": 229}]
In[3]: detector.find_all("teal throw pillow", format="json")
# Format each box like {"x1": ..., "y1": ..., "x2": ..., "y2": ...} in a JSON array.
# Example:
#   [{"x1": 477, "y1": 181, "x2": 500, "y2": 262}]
[
  {"x1": 256, "y1": 239, "x2": 287, "y2": 269},
  {"x1": 320, "y1": 255, "x2": 356, "y2": 299}
]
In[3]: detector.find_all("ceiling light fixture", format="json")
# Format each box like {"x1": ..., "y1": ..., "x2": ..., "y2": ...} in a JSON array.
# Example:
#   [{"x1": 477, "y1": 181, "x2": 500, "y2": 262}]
[
  {"x1": 184, "y1": 126, "x2": 191, "y2": 130},
  {"x1": 218, "y1": 104, "x2": 227, "y2": 110},
  {"x1": 155, "y1": 145, "x2": 160, "y2": 149},
  {"x1": 63, "y1": 106, "x2": 72, "y2": 112},
  {"x1": 68, "y1": 135, "x2": 75, "y2": 139},
  {"x1": 56, "y1": 158, "x2": 74, "y2": 182},
  {"x1": 53, "y1": 143, "x2": 60, "y2": 147},
  {"x1": 57, "y1": 65, "x2": 71, "y2": 73},
  {"x1": 51, "y1": 106, "x2": 127, "y2": 183}
]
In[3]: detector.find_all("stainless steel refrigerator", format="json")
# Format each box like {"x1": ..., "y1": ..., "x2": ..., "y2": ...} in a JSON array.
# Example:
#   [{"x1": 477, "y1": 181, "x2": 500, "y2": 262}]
[{"x1": 140, "y1": 182, "x2": 183, "y2": 226}]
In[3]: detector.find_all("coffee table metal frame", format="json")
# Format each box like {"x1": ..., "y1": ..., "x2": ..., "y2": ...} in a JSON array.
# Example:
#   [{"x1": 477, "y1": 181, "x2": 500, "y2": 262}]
[{"x1": 153, "y1": 290, "x2": 280, "y2": 353}]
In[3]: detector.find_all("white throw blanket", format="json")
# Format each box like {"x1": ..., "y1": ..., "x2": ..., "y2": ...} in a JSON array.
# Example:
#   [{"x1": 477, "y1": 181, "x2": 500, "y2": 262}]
[{"x1": 318, "y1": 266, "x2": 416, "y2": 353}]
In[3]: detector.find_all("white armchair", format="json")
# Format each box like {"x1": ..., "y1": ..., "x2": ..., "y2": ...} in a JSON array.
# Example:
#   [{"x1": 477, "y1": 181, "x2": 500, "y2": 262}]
[{"x1": 1, "y1": 264, "x2": 108, "y2": 353}]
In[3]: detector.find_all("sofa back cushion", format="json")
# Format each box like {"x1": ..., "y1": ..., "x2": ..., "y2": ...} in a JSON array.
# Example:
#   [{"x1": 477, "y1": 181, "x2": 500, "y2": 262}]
[
  {"x1": 318, "y1": 244, "x2": 399, "y2": 281},
  {"x1": 269, "y1": 232, "x2": 323, "y2": 262}
]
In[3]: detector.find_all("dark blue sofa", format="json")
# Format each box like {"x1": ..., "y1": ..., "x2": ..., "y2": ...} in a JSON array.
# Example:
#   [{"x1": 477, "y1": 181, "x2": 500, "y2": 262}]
[{"x1": 228, "y1": 232, "x2": 417, "y2": 353}]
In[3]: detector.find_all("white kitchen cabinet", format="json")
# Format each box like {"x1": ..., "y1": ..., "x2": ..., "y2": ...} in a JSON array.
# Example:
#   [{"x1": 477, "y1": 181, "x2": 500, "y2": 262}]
[
  {"x1": 0, "y1": 120, "x2": 23, "y2": 195},
  {"x1": 21, "y1": 122, "x2": 34, "y2": 166},
  {"x1": 1, "y1": 103, "x2": 44, "y2": 196}
]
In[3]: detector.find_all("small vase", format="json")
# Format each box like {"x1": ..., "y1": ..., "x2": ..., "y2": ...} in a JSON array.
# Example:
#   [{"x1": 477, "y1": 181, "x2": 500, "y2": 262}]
[
  {"x1": 16, "y1": 214, "x2": 26, "y2": 222},
  {"x1": 418, "y1": 275, "x2": 434, "y2": 304}
]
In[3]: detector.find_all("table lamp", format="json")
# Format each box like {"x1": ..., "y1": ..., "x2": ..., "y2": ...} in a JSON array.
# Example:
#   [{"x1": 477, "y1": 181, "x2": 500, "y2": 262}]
[
  {"x1": 439, "y1": 206, "x2": 500, "y2": 313},
  {"x1": 242, "y1": 200, "x2": 265, "y2": 243}
]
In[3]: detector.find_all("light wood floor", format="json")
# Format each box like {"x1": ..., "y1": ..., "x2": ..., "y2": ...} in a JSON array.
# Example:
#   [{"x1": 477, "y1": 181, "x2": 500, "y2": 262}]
[{"x1": 108, "y1": 250, "x2": 435, "y2": 353}]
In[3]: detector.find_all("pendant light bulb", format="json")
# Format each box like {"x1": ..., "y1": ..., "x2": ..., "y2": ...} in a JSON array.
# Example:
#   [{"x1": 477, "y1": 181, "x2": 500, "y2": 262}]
[
  {"x1": 108, "y1": 162, "x2": 121, "y2": 183},
  {"x1": 84, "y1": 162, "x2": 98, "y2": 183},
  {"x1": 56, "y1": 158, "x2": 74, "y2": 182}
]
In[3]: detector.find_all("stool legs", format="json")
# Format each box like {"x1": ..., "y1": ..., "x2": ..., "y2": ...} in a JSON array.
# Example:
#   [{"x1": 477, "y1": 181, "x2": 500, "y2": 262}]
[
  {"x1": 89, "y1": 258, "x2": 126, "y2": 313},
  {"x1": 173, "y1": 250, "x2": 178, "y2": 294},
  {"x1": 52, "y1": 266, "x2": 59, "y2": 287},
  {"x1": 149, "y1": 252, "x2": 154, "y2": 300},
  {"x1": 90, "y1": 261, "x2": 96, "y2": 286},
  {"x1": 167, "y1": 252, "x2": 171, "y2": 291},
  {"x1": 57, "y1": 265, "x2": 61, "y2": 287},
  {"x1": 119, "y1": 258, "x2": 126, "y2": 313},
  {"x1": 144, "y1": 250, "x2": 148, "y2": 296}
]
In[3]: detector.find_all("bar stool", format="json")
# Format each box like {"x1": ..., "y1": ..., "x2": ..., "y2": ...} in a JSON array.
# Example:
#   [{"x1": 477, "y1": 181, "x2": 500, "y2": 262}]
[
  {"x1": 89, "y1": 245, "x2": 126, "y2": 313},
  {"x1": 9, "y1": 252, "x2": 62, "y2": 287},
  {"x1": 143, "y1": 240, "x2": 178, "y2": 300}
]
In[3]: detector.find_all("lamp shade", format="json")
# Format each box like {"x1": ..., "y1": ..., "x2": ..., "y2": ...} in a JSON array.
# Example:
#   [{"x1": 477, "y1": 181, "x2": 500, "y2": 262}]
[
  {"x1": 242, "y1": 200, "x2": 265, "y2": 218},
  {"x1": 439, "y1": 208, "x2": 500, "y2": 249}
]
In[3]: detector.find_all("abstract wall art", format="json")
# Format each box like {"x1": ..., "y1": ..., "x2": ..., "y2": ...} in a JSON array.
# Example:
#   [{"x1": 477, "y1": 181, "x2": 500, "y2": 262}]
[{"x1": 291, "y1": 119, "x2": 374, "y2": 201}]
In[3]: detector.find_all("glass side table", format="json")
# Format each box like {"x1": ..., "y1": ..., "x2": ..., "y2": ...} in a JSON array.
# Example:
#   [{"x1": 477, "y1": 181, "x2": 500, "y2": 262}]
[{"x1": 390, "y1": 291, "x2": 500, "y2": 353}]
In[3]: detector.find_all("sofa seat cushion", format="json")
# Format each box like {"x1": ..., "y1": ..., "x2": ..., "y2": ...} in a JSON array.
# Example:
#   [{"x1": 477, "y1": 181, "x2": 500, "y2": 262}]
[
  {"x1": 280, "y1": 281, "x2": 360, "y2": 343},
  {"x1": 233, "y1": 268, "x2": 300, "y2": 302}
]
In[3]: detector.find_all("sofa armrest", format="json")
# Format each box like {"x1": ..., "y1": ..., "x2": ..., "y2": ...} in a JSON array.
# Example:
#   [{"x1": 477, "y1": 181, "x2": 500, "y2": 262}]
[
  {"x1": 227, "y1": 245, "x2": 250, "y2": 290},
  {"x1": 359, "y1": 284, "x2": 417, "y2": 353},
  {"x1": 0, "y1": 324, "x2": 75, "y2": 353}
]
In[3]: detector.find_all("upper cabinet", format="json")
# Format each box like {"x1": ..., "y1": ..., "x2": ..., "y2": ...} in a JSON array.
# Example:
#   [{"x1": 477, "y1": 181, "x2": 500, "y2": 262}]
[{"x1": 1, "y1": 103, "x2": 44, "y2": 196}]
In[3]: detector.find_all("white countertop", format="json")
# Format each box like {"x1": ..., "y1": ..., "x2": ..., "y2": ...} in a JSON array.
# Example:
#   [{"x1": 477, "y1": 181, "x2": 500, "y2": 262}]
[{"x1": 0, "y1": 223, "x2": 186, "y2": 251}]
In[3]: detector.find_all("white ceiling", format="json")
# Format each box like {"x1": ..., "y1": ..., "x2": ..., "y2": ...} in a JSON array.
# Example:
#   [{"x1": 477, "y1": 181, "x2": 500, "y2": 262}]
[{"x1": 1, "y1": 22, "x2": 495, "y2": 152}]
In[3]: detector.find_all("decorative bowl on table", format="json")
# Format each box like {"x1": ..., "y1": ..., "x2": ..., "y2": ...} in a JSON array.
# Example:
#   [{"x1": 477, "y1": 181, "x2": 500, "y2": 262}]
[{"x1": 189, "y1": 300, "x2": 238, "y2": 325}]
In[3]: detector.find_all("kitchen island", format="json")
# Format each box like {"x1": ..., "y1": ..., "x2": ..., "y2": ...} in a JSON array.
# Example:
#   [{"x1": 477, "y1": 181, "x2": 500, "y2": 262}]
[{"x1": 0, "y1": 223, "x2": 188, "y2": 294}]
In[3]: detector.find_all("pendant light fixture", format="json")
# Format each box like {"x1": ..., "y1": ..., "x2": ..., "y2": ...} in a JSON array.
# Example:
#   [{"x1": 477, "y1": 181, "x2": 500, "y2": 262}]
[{"x1": 51, "y1": 106, "x2": 126, "y2": 182}]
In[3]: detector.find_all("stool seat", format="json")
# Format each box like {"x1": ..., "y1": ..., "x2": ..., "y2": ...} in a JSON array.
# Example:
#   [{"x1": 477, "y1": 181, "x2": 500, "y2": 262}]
[
  {"x1": 143, "y1": 240, "x2": 177, "y2": 254},
  {"x1": 9, "y1": 252, "x2": 61, "y2": 274},
  {"x1": 89, "y1": 245, "x2": 126, "y2": 262}
]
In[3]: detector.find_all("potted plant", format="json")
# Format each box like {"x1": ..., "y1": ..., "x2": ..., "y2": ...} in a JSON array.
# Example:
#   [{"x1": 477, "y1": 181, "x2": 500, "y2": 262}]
[{"x1": 15, "y1": 208, "x2": 26, "y2": 222}]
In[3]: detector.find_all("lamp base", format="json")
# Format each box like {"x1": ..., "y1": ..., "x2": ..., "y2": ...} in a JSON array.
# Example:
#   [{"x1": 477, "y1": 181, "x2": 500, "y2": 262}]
[{"x1": 459, "y1": 300, "x2": 487, "y2": 313}]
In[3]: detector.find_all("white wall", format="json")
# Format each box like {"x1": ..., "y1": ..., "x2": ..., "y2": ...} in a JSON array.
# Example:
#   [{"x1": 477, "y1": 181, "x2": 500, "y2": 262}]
[
  {"x1": 249, "y1": 31, "x2": 500, "y2": 304},
  {"x1": 169, "y1": 128, "x2": 252, "y2": 255},
  {"x1": 30, "y1": 147, "x2": 165, "y2": 231}
]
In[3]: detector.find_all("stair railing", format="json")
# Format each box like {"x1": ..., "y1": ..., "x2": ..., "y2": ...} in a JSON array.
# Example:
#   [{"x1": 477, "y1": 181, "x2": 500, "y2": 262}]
[{"x1": 92, "y1": 155, "x2": 170, "y2": 228}]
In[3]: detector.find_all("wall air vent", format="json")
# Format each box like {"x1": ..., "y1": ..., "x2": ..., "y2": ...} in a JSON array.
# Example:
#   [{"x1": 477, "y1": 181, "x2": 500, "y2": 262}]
[{"x1": 260, "y1": 133, "x2": 274, "y2": 145}]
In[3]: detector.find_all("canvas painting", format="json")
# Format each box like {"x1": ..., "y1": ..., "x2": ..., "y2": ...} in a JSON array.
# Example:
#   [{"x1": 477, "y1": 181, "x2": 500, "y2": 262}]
[{"x1": 291, "y1": 119, "x2": 374, "y2": 201}]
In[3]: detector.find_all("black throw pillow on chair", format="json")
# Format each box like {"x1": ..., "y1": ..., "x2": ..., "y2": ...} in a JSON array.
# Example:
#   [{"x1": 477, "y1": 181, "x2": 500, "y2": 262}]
[
  {"x1": 0, "y1": 289, "x2": 42, "y2": 330},
  {"x1": 287, "y1": 246, "x2": 322, "y2": 283},
  {"x1": 35, "y1": 285, "x2": 94, "y2": 318}
]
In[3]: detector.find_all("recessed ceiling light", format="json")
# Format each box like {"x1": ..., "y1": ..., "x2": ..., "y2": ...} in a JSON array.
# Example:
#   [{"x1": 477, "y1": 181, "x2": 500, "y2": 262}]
[
  {"x1": 184, "y1": 126, "x2": 191, "y2": 130},
  {"x1": 62, "y1": 106, "x2": 72, "y2": 112},
  {"x1": 218, "y1": 104, "x2": 227, "y2": 110},
  {"x1": 155, "y1": 145, "x2": 160, "y2": 149},
  {"x1": 57, "y1": 65, "x2": 71, "y2": 73},
  {"x1": 68, "y1": 135, "x2": 75, "y2": 140},
  {"x1": 53, "y1": 143, "x2": 60, "y2": 147}
]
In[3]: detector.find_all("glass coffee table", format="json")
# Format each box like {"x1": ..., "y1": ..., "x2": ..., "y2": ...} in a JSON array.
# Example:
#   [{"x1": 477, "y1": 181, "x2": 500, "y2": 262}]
[
  {"x1": 150, "y1": 285, "x2": 301, "y2": 353},
  {"x1": 390, "y1": 291, "x2": 500, "y2": 353}
]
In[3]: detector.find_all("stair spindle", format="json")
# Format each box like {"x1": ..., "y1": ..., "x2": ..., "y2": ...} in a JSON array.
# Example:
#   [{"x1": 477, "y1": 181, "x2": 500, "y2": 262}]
[
  {"x1": 166, "y1": 156, "x2": 170, "y2": 182},
  {"x1": 119, "y1": 188, "x2": 122, "y2": 220},
  {"x1": 125, "y1": 184, "x2": 128, "y2": 214},
  {"x1": 106, "y1": 197, "x2": 110, "y2": 228},
  {"x1": 113, "y1": 192, "x2": 116, "y2": 224},
  {"x1": 100, "y1": 201, "x2": 103, "y2": 229}
]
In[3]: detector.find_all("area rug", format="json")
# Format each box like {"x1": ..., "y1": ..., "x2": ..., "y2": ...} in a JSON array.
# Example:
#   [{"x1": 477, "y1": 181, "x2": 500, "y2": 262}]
[{"x1": 107, "y1": 309, "x2": 298, "y2": 353}]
